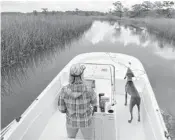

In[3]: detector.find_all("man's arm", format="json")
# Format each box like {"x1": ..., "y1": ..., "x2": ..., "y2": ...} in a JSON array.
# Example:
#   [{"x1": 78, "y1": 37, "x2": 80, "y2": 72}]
[
  {"x1": 58, "y1": 88, "x2": 67, "y2": 113},
  {"x1": 90, "y1": 89, "x2": 97, "y2": 107},
  {"x1": 89, "y1": 89, "x2": 97, "y2": 115}
]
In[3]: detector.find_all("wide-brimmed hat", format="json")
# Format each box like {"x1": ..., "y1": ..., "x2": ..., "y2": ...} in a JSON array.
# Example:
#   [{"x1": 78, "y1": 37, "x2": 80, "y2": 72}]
[{"x1": 70, "y1": 63, "x2": 86, "y2": 76}]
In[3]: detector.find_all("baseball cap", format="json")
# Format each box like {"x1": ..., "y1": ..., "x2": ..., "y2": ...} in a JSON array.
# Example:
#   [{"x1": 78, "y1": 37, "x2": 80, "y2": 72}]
[{"x1": 70, "y1": 63, "x2": 86, "y2": 76}]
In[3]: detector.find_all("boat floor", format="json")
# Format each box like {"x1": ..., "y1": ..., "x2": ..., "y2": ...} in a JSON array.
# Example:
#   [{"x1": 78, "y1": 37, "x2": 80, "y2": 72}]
[{"x1": 39, "y1": 94, "x2": 145, "y2": 140}]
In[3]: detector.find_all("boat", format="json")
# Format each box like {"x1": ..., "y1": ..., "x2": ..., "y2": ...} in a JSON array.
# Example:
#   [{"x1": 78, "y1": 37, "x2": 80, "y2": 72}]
[{"x1": 1, "y1": 52, "x2": 171, "y2": 140}]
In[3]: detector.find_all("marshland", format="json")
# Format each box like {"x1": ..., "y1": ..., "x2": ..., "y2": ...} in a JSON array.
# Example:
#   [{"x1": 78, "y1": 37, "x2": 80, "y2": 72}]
[{"x1": 1, "y1": 0, "x2": 175, "y2": 139}]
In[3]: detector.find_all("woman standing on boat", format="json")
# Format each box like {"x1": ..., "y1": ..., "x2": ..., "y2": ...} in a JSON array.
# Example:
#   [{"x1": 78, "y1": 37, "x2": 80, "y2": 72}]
[{"x1": 58, "y1": 63, "x2": 97, "y2": 139}]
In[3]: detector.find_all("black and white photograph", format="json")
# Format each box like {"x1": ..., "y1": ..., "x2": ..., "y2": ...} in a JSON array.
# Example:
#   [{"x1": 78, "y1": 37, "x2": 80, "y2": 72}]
[{"x1": 1, "y1": 0, "x2": 175, "y2": 139}]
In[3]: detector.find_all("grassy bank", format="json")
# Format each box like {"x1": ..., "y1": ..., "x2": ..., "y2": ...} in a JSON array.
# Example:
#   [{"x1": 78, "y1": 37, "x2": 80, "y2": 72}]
[
  {"x1": 120, "y1": 17, "x2": 175, "y2": 42},
  {"x1": 91, "y1": 15, "x2": 120, "y2": 21},
  {"x1": 162, "y1": 110, "x2": 175, "y2": 139},
  {"x1": 144, "y1": 18, "x2": 175, "y2": 41},
  {"x1": 94, "y1": 15, "x2": 175, "y2": 42},
  {"x1": 1, "y1": 15, "x2": 93, "y2": 75}
]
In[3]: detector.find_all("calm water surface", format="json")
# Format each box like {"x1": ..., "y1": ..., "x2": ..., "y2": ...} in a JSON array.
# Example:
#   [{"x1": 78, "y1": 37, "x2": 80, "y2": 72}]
[{"x1": 2, "y1": 21, "x2": 175, "y2": 128}]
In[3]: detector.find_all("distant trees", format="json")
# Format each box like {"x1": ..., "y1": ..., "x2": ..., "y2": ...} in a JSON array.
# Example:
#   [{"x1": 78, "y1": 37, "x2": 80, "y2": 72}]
[
  {"x1": 151, "y1": 1, "x2": 174, "y2": 18},
  {"x1": 123, "y1": 8, "x2": 129, "y2": 16},
  {"x1": 113, "y1": 1, "x2": 124, "y2": 18},
  {"x1": 42, "y1": 8, "x2": 48, "y2": 15},
  {"x1": 112, "y1": 0, "x2": 175, "y2": 18},
  {"x1": 33, "y1": 10, "x2": 38, "y2": 16},
  {"x1": 30, "y1": 1, "x2": 175, "y2": 18},
  {"x1": 75, "y1": 8, "x2": 79, "y2": 12},
  {"x1": 154, "y1": 1, "x2": 163, "y2": 10},
  {"x1": 163, "y1": 1, "x2": 174, "y2": 8},
  {"x1": 141, "y1": 1, "x2": 154, "y2": 11},
  {"x1": 109, "y1": 9, "x2": 112, "y2": 14},
  {"x1": 131, "y1": 4, "x2": 143, "y2": 17},
  {"x1": 163, "y1": 1, "x2": 175, "y2": 18},
  {"x1": 52, "y1": 10, "x2": 56, "y2": 15},
  {"x1": 75, "y1": 8, "x2": 79, "y2": 15}
]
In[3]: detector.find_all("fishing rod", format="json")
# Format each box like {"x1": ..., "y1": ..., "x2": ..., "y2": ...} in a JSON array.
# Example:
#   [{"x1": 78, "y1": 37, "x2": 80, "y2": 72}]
[{"x1": 106, "y1": 52, "x2": 146, "y2": 80}]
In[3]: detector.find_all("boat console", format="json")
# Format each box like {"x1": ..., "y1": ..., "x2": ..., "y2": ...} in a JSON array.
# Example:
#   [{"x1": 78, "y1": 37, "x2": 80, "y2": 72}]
[
  {"x1": 1, "y1": 53, "x2": 169, "y2": 140},
  {"x1": 84, "y1": 79, "x2": 117, "y2": 140}
]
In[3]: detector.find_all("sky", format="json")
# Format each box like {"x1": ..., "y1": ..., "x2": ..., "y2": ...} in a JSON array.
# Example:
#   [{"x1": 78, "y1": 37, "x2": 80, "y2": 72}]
[{"x1": 1, "y1": 0, "x2": 168, "y2": 13}]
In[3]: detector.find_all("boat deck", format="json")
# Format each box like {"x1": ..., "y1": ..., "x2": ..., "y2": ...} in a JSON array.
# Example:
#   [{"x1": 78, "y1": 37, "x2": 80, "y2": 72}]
[
  {"x1": 115, "y1": 94, "x2": 145, "y2": 140},
  {"x1": 39, "y1": 93, "x2": 146, "y2": 140},
  {"x1": 3, "y1": 53, "x2": 164, "y2": 140}
]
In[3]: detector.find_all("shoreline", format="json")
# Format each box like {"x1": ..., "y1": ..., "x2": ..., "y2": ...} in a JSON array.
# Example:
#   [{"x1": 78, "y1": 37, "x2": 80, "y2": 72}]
[
  {"x1": 93, "y1": 15, "x2": 175, "y2": 44},
  {"x1": 1, "y1": 15, "x2": 93, "y2": 79},
  {"x1": 120, "y1": 17, "x2": 175, "y2": 43}
]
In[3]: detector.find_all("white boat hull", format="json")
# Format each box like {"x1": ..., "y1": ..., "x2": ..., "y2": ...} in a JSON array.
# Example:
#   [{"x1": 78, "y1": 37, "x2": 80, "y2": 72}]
[{"x1": 1, "y1": 52, "x2": 171, "y2": 140}]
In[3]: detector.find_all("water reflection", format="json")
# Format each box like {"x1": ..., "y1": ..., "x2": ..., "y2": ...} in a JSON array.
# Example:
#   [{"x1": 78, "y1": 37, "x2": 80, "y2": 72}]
[
  {"x1": 1, "y1": 26, "x2": 90, "y2": 128},
  {"x1": 1, "y1": 26, "x2": 88, "y2": 97},
  {"x1": 85, "y1": 21, "x2": 175, "y2": 59},
  {"x1": 85, "y1": 21, "x2": 116, "y2": 45},
  {"x1": 155, "y1": 47, "x2": 175, "y2": 60},
  {"x1": 2, "y1": 21, "x2": 174, "y2": 97},
  {"x1": 2, "y1": 20, "x2": 175, "y2": 131}
]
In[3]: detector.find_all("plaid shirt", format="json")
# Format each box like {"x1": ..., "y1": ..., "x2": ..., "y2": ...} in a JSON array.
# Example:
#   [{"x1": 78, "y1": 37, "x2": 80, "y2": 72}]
[{"x1": 58, "y1": 83, "x2": 97, "y2": 128}]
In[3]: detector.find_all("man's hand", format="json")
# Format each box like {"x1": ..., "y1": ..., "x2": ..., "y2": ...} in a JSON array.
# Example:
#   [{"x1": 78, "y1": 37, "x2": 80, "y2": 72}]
[
  {"x1": 60, "y1": 110, "x2": 67, "y2": 113},
  {"x1": 92, "y1": 106, "x2": 97, "y2": 115}
]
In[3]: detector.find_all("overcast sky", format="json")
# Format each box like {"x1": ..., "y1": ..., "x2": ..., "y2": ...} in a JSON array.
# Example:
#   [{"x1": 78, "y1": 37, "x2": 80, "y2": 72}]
[{"x1": 1, "y1": 0, "x2": 167, "y2": 13}]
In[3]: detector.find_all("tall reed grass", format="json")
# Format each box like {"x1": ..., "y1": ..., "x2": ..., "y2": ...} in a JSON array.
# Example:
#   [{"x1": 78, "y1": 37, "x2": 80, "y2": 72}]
[
  {"x1": 120, "y1": 17, "x2": 175, "y2": 42},
  {"x1": 1, "y1": 15, "x2": 92, "y2": 75},
  {"x1": 1, "y1": 14, "x2": 92, "y2": 96},
  {"x1": 91, "y1": 15, "x2": 120, "y2": 21},
  {"x1": 161, "y1": 110, "x2": 175, "y2": 139},
  {"x1": 144, "y1": 18, "x2": 175, "y2": 41}
]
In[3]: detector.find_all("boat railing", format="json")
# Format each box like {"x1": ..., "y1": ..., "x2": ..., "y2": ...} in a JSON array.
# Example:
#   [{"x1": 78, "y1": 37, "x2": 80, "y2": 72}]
[
  {"x1": 80, "y1": 63, "x2": 115, "y2": 86},
  {"x1": 80, "y1": 62, "x2": 116, "y2": 105},
  {"x1": 1, "y1": 71, "x2": 63, "y2": 140},
  {"x1": 142, "y1": 78, "x2": 171, "y2": 140},
  {"x1": 1, "y1": 120, "x2": 16, "y2": 138}
]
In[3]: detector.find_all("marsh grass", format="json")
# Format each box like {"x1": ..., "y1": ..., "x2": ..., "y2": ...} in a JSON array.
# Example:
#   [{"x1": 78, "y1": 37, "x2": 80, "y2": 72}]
[
  {"x1": 1, "y1": 14, "x2": 92, "y2": 96},
  {"x1": 91, "y1": 15, "x2": 121, "y2": 21},
  {"x1": 161, "y1": 110, "x2": 175, "y2": 139},
  {"x1": 120, "y1": 17, "x2": 175, "y2": 42},
  {"x1": 1, "y1": 15, "x2": 92, "y2": 71},
  {"x1": 94, "y1": 16, "x2": 175, "y2": 42},
  {"x1": 144, "y1": 18, "x2": 175, "y2": 41}
]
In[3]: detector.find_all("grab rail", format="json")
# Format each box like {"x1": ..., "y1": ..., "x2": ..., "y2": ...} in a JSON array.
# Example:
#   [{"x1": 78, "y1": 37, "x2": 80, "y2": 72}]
[
  {"x1": 81, "y1": 63, "x2": 115, "y2": 88},
  {"x1": 80, "y1": 63, "x2": 116, "y2": 104}
]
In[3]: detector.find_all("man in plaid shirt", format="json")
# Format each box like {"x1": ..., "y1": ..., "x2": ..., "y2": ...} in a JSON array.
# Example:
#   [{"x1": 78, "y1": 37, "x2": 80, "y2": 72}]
[{"x1": 58, "y1": 63, "x2": 97, "y2": 139}]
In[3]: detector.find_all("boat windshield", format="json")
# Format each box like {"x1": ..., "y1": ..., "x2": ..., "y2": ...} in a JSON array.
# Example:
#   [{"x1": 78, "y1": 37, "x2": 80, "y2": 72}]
[{"x1": 80, "y1": 63, "x2": 116, "y2": 104}]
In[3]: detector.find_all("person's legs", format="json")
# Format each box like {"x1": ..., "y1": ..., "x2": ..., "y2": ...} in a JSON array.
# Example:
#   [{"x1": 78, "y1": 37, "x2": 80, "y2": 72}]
[
  {"x1": 80, "y1": 124, "x2": 94, "y2": 140},
  {"x1": 66, "y1": 126, "x2": 79, "y2": 138}
]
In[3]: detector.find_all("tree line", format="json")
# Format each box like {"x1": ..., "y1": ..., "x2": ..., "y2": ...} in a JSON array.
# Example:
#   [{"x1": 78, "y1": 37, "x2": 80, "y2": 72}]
[
  {"x1": 112, "y1": 1, "x2": 175, "y2": 18},
  {"x1": 32, "y1": 8, "x2": 106, "y2": 16},
  {"x1": 32, "y1": 1, "x2": 174, "y2": 18},
  {"x1": 3, "y1": 1, "x2": 174, "y2": 18}
]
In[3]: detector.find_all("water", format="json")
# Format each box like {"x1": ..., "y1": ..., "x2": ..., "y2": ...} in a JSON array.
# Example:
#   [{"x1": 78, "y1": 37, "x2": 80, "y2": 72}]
[{"x1": 1, "y1": 21, "x2": 175, "y2": 132}]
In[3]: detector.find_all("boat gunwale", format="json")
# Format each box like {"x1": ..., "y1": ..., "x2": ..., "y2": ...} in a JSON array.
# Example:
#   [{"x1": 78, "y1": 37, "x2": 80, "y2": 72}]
[{"x1": 1, "y1": 52, "x2": 171, "y2": 140}]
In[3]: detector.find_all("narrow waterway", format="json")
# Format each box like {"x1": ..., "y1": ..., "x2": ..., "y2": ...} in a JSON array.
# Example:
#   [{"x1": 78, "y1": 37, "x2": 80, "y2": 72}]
[{"x1": 2, "y1": 21, "x2": 175, "y2": 129}]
